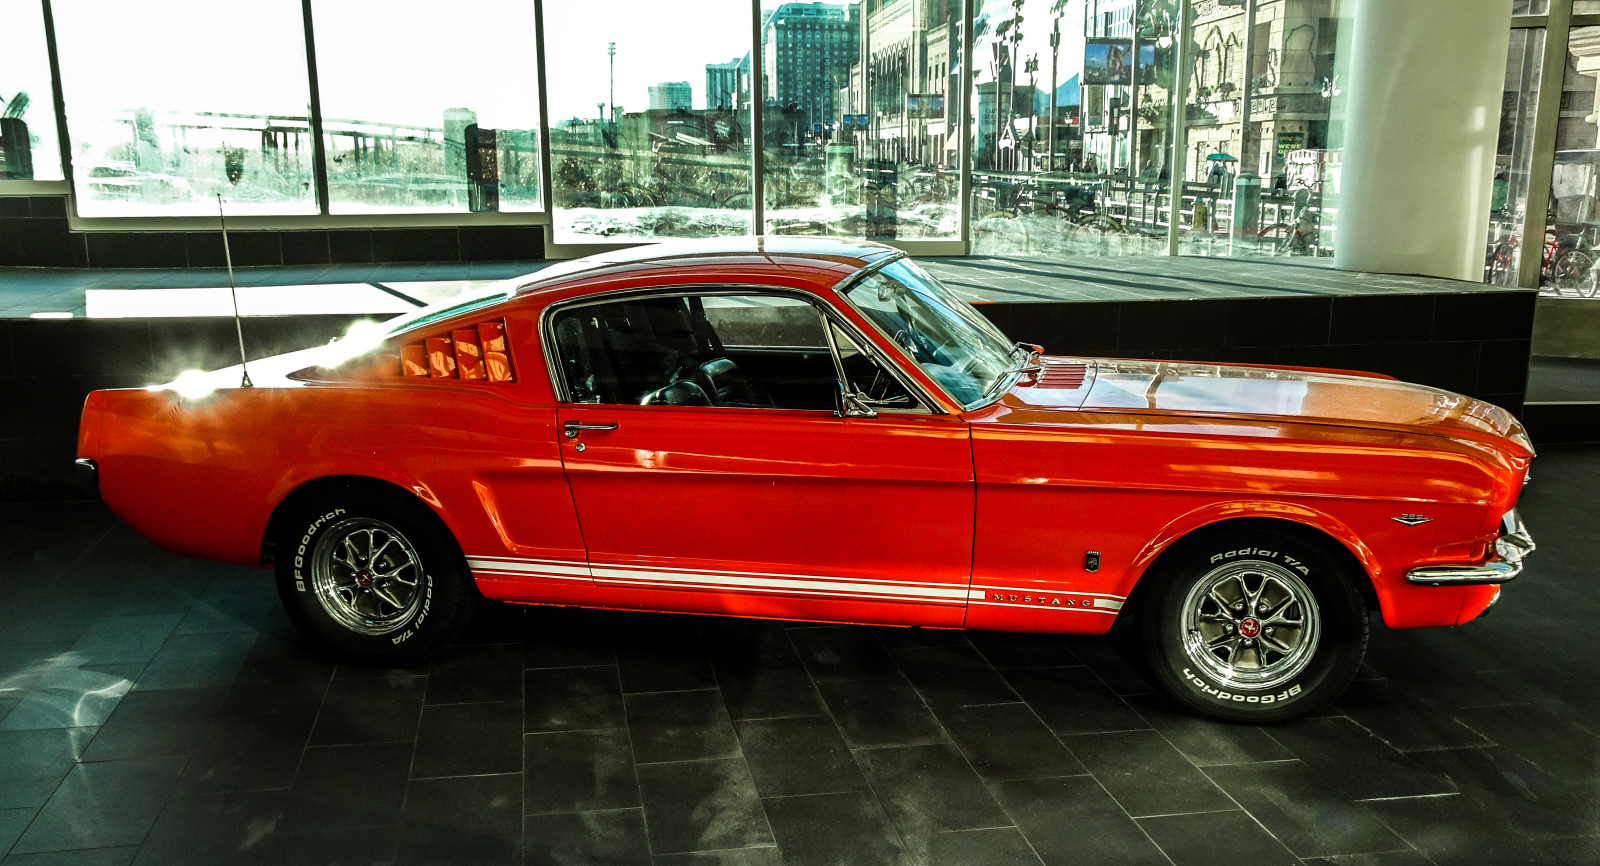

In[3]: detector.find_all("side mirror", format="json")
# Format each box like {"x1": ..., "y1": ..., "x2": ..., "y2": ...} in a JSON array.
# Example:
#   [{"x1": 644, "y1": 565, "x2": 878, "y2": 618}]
[{"x1": 834, "y1": 381, "x2": 879, "y2": 418}]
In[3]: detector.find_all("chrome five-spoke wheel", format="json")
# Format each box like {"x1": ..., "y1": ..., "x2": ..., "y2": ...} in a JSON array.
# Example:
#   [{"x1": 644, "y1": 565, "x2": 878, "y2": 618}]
[
  {"x1": 310, "y1": 517, "x2": 425, "y2": 635},
  {"x1": 1179, "y1": 561, "x2": 1320, "y2": 691}
]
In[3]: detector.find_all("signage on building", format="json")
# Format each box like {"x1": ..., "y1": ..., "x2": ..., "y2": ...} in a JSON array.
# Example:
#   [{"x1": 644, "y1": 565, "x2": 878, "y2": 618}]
[
  {"x1": 906, "y1": 94, "x2": 946, "y2": 119},
  {"x1": 1275, "y1": 131, "x2": 1306, "y2": 158},
  {"x1": 1084, "y1": 39, "x2": 1133, "y2": 86}
]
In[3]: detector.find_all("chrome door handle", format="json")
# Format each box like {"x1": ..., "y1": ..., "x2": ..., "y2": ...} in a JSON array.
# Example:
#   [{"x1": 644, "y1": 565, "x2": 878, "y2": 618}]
[{"x1": 563, "y1": 421, "x2": 618, "y2": 439}]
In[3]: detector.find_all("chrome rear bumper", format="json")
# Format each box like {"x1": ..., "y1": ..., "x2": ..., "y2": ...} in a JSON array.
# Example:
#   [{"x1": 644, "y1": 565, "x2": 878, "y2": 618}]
[{"x1": 1407, "y1": 509, "x2": 1535, "y2": 586}]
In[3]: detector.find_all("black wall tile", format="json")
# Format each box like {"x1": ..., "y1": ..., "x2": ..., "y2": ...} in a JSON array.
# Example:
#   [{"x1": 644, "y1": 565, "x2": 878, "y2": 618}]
[
  {"x1": 983, "y1": 300, "x2": 1120, "y2": 355},
  {"x1": 372, "y1": 228, "x2": 459, "y2": 263},
  {"x1": 1330, "y1": 294, "x2": 1435, "y2": 345},
  {"x1": 9, "y1": 320, "x2": 152, "y2": 376},
  {"x1": 1378, "y1": 341, "x2": 1481, "y2": 395},
  {"x1": 281, "y1": 231, "x2": 331, "y2": 265},
  {"x1": 226, "y1": 231, "x2": 284, "y2": 268},
  {"x1": 0, "y1": 197, "x2": 30, "y2": 218},
  {"x1": 328, "y1": 230, "x2": 373, "y2": 264},
  {"x1": 1225, "y1": 296, "x2": 1332, "y2": 347},
  {"x1": 29, "y1": 195, "x2": 68, "y2": 218},
  {"x1": 1477, "y1": 340, "x2": 1533, "y2": 395},
  {"x1": 86, "y1": 232, "x2": 188, "y2": 268},
  {"x1": 0, "y1": 218, "x2": 85, "y2": 267},
  {"x1": 459, "y1": 225, "x2": 543, "y2": 261},
  {"x1": 1433, "y1": 291, "x2": 1537, "y2": 342},
  {"x1": 1118, "y1": 299, "x2": 1228, "y2": 351},
  {"x1": 1278, "y1": 344, "x2": 1379, "y2": 374}
]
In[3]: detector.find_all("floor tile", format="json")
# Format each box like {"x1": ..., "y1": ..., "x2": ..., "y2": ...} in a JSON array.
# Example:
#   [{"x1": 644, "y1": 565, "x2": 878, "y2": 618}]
[
  {"x1": 0, "y1": 806, "x2": 37, "y2": 858},
  {"x1": 523, "y1": 728, "x2": 639, "y2": 815},
  {"x1": 1407, "y1": 746, "x2": 1600, "y2": 842},
  {"x1": 710, "y1": 657, "x2": 825, "y2": 721},
  {"x1": 412, "y1": 700, "x2": 522, "y2": 779},
  {"x1": 174, "y1": 713, "x2": 315, "y2": 797},
  {"x1": 171, "y1": 586, "x2": 277, "y2": 635},
  {"x1": 131, "y1": 790, "x2": 289, "y2": 866},
  {"x1": 398, "y1": 773, "x2": 522, "y2": 866},
  {"x1": 308, "y1": 673, "x2": 426, "y2": 746},
  {"x1": 626, "y1": 689, "x2": 739, "y2": 765},
  {"x1": 13, "y1": 756, "x2": 186, "y2": 854},
  {"x1": 522, "y1": 809, "x2": 651, "y2": 866},
  {"x1": 6, "y1": 847, "x2": 140, "y2": 866},
  {"x1": 1067, "y1": 730, "x2": 1232, "y2": 818},
  {"x1": 733, "y1": 715, "x2": 866, "y2": 798},
  {"x1": 522, "y1": 608, "x2": 616, "y2": 669},
  {"x1": 936, "y1": 702, "x2": 1088, "y2": 782},
  {"x1": 1203, "y1": 760, "x2": 1409, "y2": 858},
  {"x1": 1123, "y1": 693, "x2": 1294, "y2": 767},
  {"x1": 1138, "y1": 810, "x2": 1299, "y2": 866},
  {"x1": 615, "y1": 647, "x2": 717, "y2": 694},
  {"x1": 77, "y1": 687, "x2": 223, "y2": 763},
  {"x1": 1265, "y1": 717, "x2": 1457, "y2": 801},
  {"x1": 0, "y1": 727, "x2": 97, "y2": 809},
  {"x1": 650, "y1": 847, "x2": 784, "y2": 866},
  {"x1": 920, "y1": 827, "x2": 1044, "y2": 866},
  {"x1": 284, "y1": 742, "x2": 413, "y2": 831},
  {"x1": 525, "y1": 666, "x2": 625, "y2": 733},
  {"x1": 67, "y1": 613, "x2": 183, "y2": 665},
  {"x1": 788, "y1": 626, "x2": 900, "y2": 682},
  {"x1": 815, "y1": 677, "x2": 944, "y2": 750},
  {"x1": 426, "y1": 643, "x2": 525, "y2": 705},
  {"x1": 990, "y1": 776, "x2": 1171, "y2": 866},
  {"x1": 1332, "y1": 679, "x2": 1496, "y2": 753},
  {"x1": 135, "y1": 632, "x2": 256, "y2": 692},
  {"x1": 760, "y1": 791, "x2": 911, "y2": 866},
  {"x1": 1364, "y1": 793, "x2": 1562, "y2": 866},
  {"x1": 216, "y1": 654, "x2": 335, "y2": 717},
  {"x1": 1002, "y1": 667, "x2": 1149, "y2": 735},
  {"x1": 854, "y1": 742, "x2": 1010, "y2": 848},
  {"x1": 0, "y1": 664, "x2": 137, "y2": 730},
  {"x1": 1449, "y1": 705, "x2": 1600, "y2": 786},
  {"x1": 635, "y1": 758, "x2": 772, "y2": 855},
  {"x1": 889, "y1": 643, "x2": 1022, "y2": 709}
]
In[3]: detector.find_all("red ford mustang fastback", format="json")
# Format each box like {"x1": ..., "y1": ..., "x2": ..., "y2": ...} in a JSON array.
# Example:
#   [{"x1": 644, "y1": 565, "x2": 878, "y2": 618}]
[{"x1": 76, "y1": 238, "x2": 1535, "y2": 721}]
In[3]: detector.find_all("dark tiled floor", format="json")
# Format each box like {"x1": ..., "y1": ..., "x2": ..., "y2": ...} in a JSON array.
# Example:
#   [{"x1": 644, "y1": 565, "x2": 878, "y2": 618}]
[{"x1": 0, "y1": 447, "x2": 1597, "y2": 865}]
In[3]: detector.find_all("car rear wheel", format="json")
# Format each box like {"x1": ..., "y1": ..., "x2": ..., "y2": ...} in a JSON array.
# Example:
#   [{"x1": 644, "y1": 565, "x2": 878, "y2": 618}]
[
  {"x1": 1140, "y1": 528, "x2": 1368, "y2": 723},
  {"x1": 274, "y1": 487, "x2": 476, "y2": 665}
]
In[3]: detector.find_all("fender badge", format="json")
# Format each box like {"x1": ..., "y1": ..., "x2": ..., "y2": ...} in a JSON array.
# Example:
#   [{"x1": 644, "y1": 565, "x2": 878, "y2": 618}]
[{"x1": 1393, "y1": 514, "x2": 1432, "y2": 526}]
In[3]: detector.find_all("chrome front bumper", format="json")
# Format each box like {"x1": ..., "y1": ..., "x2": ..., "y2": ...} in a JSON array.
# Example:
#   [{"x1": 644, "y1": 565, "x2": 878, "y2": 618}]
[{"x1": 1407, "y1": 509, "x2": 1536, "y2": 586}]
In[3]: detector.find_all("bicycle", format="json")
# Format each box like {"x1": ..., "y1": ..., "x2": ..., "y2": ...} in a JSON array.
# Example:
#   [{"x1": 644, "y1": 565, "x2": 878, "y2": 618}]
[
  {"x1": 1255, "y1": 189, "x2": 1322, "y2": 257},
  {"x1": 1484, "y1": 227, "x2": 1597, "y2": 296}
]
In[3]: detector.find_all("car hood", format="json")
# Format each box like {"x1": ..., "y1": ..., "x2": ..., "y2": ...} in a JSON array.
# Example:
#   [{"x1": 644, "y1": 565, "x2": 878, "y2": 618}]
[{"x1": 993, "y1": 357, "x2": 1534, "y2": 458}]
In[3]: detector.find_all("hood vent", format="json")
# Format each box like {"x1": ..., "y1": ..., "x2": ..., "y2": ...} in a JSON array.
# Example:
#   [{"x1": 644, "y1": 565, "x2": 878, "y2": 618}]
[{"x1": 1035, "y1": 361, "x2": 1088, "y2": 390}]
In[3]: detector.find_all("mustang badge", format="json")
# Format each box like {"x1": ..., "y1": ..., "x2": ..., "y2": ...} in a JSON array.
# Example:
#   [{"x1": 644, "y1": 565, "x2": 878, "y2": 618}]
[{"x1": 1392, "y1": 514, "x2": 1432, "y2": 526}]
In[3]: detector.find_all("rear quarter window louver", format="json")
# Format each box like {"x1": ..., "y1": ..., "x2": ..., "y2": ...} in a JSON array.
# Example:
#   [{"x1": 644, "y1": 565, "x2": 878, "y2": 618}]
[{"x1": 392, "y1": 319, "x2": 514, "y2": 382}]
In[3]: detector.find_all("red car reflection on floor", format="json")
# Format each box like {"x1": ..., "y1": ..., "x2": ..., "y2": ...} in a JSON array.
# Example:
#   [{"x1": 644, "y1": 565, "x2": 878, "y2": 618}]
[{"x1": 77, "y1": 238, "x2": 1535, "y2": 722}]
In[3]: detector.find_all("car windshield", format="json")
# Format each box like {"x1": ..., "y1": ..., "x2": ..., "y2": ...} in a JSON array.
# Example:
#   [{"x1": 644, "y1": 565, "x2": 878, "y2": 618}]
[{"x1": 840, "y1": 259, "x2": 1017, "y2": 406}]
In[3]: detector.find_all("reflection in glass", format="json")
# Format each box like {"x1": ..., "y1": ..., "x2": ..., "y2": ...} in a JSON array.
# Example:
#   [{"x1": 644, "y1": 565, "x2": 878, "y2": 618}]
[
  {"x1": 545, "y1": 0, "x2": 754, "y2": 240},
  {"x1": 52, "y1": 0, "x2": 317, "y2": 215},
  {"x1": 1177, "y1": 1, "x2": 1340, "y2": 259},
  {"x1": 311, "y1": 1, "x2": 543, "y2": 214},
  {"x1": 761, "y1": 0, "x2": 961, "y2": 240},
  {"x1": 969, "y1": 0, "x2": 1176, "y2": 257},
  {"x1": 1485, "y1": 29, "x2": 1545, "y2": 288},
  {"x1": 0, "y1": 0, "x2": 64, "y2": 181}
]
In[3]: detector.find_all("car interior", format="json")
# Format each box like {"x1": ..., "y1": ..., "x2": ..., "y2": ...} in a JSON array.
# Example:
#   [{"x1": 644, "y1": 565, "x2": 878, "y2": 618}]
[{"x1": 552, "y1": 294, "x2": 846, "y2": 410}]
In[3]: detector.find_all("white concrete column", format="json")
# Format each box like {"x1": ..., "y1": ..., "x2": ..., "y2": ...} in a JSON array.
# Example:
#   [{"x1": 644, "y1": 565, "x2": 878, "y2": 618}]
[{"x1": 1332, "y1": 0, "x2": 1511, "y2": 282}]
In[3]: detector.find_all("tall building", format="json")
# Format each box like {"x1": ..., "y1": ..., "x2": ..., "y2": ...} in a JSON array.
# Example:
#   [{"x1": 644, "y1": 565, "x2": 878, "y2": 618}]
[
  {"x1": 647, "y1": 82, "x2": 693, "y2": 111},
  {"x1": 762, "y1": 2, "x2": 860, "y2": 133},
  {"x1": 706, "y1": 55, "x2": 752, "y2": 111}
]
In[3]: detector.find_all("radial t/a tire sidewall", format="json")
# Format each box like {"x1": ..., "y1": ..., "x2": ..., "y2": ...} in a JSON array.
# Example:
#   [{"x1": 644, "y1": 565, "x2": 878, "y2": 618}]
[
  {"x1": 274, "y1": 489, "x2": 474, "y2": 666},
  {"x1": 1142, "y1": 529, "x2": 1368, "y2": 723}
]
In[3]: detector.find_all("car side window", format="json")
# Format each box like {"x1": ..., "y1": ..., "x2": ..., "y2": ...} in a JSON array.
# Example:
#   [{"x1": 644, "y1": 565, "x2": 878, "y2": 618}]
[
  {"x1": 551, "y1": 293, "x2": 838, "y2": 410},
  {"x1": 829, "y1": 321, "x2": 922, "y2": 412}
]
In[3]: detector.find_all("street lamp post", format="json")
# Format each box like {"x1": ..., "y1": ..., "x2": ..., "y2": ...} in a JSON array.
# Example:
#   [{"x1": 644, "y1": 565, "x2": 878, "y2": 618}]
[
  {"x1": 1048, "y1": 20, "x2": 1060, "y2": 172},
  {"x1": 607, "y1": 42, "x2": 617, "y2": 129}
]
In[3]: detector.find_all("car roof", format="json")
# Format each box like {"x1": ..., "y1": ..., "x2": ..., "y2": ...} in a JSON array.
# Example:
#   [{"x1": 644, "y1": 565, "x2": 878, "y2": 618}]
[{"x1": 511, "y1": 236, "x2": 900, "y2": 298}]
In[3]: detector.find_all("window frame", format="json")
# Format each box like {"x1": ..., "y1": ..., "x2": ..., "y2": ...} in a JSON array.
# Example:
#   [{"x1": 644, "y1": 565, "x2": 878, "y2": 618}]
[{"x1": 538, "y1": 283, "x2": 940, "y2": 415}]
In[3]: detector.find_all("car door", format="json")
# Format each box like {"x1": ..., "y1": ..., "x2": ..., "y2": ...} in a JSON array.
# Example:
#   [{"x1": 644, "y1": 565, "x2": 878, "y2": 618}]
[{"x1": 549, "y1": 288, "x2": 975, "y2": 627}]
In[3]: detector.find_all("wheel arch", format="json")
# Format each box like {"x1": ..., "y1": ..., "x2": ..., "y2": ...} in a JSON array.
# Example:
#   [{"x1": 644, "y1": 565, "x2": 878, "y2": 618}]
[
  {"x1": 1121, "y1": 512, "x2": 1380, "y2": 623},
  {"x1": 260, "y1": 474, "x2": 459, "y2": 566}
]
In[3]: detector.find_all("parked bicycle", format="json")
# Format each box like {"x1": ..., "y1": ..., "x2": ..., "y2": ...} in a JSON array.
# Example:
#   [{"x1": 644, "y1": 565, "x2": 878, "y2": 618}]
[
  {"x1": 1484, "y1": 224, "x2": 1597, "y2": 296},
  {"x1": 1255, "y1": 188, "x2": 1323, "y2": 257}
]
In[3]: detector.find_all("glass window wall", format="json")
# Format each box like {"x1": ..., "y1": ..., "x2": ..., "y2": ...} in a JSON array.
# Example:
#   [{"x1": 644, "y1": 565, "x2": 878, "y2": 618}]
[
  {"x1": 544, "y1": 0, "x2": 754, "y2": 241},
  {"x1": 1486, "y1": 29, "x2": 1548, "y2": 288},
  {"x1": 1, "y1": 0, "x2": 64, "y2": 181},
  {"x1": 310, "y1": 0, "x2": 543, "y2": 214},
  {"x1": 969, "y1": 0, "x2": 1177, "y2": 258},
  {"x1": 52, "y1": 0, "x2": 318, "y2": 216},
  {"x1": 760, "y1": 0, "x2": 962, "y2": 241}
]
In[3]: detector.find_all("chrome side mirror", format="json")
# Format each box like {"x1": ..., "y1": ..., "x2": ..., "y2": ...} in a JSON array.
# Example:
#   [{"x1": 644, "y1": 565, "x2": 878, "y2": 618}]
[{"x1": 834, "y1": 382, "x2": 879, "y2": 418}]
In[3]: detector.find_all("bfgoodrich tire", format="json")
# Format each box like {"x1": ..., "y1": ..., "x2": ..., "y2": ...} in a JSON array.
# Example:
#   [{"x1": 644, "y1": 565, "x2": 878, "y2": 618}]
[
  {"x1": 1140, "y1": 528, "x2": 1368, "y2": 723},
  {"x1": 274, "y1": 486, "x2": 476, "y2": 665}
]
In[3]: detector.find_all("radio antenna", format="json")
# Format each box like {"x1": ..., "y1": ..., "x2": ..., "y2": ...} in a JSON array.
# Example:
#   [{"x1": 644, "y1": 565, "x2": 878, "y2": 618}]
[{"x1": 217, "y1": 194, "x2": 252, "y2": 387}]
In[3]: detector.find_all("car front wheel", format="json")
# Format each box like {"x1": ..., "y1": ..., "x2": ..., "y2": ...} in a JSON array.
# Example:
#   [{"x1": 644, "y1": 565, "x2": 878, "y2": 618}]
[
  {"x1": 274, "y1": 487, "x2": 476, "y2": 665},
  {"x1": 1140, "y1": 529, "x2": 1368, "y2": 723}
]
